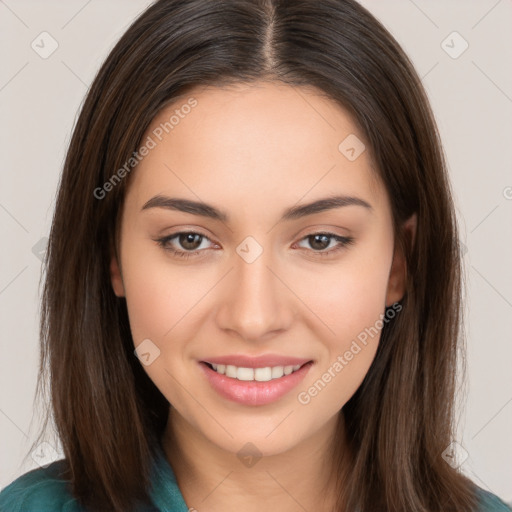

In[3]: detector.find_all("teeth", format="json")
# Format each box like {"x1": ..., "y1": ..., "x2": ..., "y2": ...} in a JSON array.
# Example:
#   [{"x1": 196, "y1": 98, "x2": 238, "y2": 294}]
[
  {"x1": 255, "y1": 367, "x2": 271, "y2": 381},
  {"x1": 225, "y1": 365, "x2": 237, "y2": 378},
  {"x1": 208, "y1": 363, "x2": 303, "y2": 381},
  {"x1": 271, "y1": 366, "x2": 284, "y2": 379},
  {"x1": 237, "y1": 367, "x2": 254, "y2": 381}
]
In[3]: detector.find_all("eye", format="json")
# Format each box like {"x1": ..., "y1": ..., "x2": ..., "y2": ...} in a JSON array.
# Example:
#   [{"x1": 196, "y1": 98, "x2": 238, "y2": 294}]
[
  {"x1": 155, "y1": 231, "x2": 215, "y2": 260},
  {"x1": 294, "y1": 232, "x2": 354, "y2": 257}
]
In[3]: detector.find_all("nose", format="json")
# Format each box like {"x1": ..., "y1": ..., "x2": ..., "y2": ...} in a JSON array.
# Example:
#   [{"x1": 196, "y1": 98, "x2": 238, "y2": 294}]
[{"x1": 215, "y1": 246, "x2": 295, "y2": 342}]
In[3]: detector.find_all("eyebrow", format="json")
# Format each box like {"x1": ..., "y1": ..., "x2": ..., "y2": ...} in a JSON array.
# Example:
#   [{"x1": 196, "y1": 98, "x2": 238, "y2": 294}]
[{"x1": 141, "y1": 194, "x2": 373, "y2": 222}]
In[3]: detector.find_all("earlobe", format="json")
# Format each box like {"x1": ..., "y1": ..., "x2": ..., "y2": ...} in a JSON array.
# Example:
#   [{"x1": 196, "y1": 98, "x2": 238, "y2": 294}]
[
  {"x1": 385, "y1": 213, "x2": 417, "y2": 307},
  {"x1": 110, "y1": 255, "x2": 126, "y2": 297}
]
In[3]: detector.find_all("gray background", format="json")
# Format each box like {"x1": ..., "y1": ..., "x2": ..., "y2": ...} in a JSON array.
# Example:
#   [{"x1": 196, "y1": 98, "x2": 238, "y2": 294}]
[{"x1": 1, "y1": 0, "x2": 511, "y2": 503}]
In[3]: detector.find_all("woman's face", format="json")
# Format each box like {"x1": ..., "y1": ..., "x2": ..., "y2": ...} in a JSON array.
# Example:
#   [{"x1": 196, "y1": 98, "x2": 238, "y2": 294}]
[{"x1": 111, "y1": 81, "x2": 411, "y2": 456}]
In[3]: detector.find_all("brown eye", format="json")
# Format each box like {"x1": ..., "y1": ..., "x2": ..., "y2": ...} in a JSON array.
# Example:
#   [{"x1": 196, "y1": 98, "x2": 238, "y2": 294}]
[
  {"x1": 155, "y1": 231, "x2": 214, "y2": 259},
  {"x1": 178, "y1": 233, "x2": 204, "y2": 251},
  {"x1": 295, "y1": 232, "x2": 354, "y2": 257}
]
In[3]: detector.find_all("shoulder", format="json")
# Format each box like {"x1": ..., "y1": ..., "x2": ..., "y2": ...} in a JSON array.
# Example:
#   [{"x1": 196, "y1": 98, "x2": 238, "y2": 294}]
[
  {"x1": 476, "y1": 487, "x2": 512, "y2": 511},
  {"x1": 0, "y1": 460, "x2": 85, "y2": 512}
]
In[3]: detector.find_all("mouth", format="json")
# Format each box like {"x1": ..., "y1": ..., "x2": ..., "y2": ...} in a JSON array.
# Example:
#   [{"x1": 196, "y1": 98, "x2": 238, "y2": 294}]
[
  {"x1": 202, "y1": 361, "x2": 308, "y2": 382},
  {"x1": 198, "y1": 360, "x2": 314, "y2": 406}
]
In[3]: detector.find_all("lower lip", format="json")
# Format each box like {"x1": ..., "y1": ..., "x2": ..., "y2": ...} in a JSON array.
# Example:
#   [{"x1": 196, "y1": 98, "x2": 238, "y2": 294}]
[{"x1": 199, "y1": 361, "x2": 313, "y2": 406}]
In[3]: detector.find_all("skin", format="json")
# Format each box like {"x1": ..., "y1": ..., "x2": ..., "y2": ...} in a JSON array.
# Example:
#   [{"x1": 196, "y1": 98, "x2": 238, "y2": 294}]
[{"x1": 110, "y1": 81, "x2": 416, "y2": 511}]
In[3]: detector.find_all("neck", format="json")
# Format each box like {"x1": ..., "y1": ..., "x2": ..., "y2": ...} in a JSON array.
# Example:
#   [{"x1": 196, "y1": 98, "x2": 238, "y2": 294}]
[{"x1": 162, "y1": 409, "x2": 351, "y2": 512}]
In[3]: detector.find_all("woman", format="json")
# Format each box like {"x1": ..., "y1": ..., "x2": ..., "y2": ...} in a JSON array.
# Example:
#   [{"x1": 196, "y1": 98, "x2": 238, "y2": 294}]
[{"x1": 1, "y1": 0, "x2": 509, "y2": 510}]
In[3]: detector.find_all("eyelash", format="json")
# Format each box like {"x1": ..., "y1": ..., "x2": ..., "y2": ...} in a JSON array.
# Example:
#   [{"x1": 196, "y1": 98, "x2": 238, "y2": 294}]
[{"x1": 155, "y1": 231, "x2": 355, "y2": 260}]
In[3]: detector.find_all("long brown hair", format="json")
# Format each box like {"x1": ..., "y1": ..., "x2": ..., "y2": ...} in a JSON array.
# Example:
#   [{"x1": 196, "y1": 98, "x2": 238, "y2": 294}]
[{"x1": 30, "y1": 0, "x2": 480, "y2": 510}]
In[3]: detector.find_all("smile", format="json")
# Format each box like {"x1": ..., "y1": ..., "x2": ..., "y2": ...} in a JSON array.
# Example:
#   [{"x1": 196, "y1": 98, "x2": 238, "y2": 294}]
[
  {"x1": 199, "y1": 360, "x2": 314, "y2": 406},
  {"x1": 206, "y1": 363, "x2": 303, "y2": 382}
]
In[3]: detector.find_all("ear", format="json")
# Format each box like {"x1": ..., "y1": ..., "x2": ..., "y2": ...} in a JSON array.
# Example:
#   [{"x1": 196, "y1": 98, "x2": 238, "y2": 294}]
[
  {"x1": 385, "y1": 213, "x2": 417, "y2": 306},
  {"x1": 110, "y1": 254, "x2": 126, "y2": 297}
]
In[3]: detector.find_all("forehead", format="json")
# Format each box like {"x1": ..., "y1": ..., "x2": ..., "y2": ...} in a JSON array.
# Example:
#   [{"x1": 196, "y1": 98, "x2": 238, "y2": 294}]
[
  {"x1": 127, "y1": 81, "x2": 385, "y2": 218},
  {"x1": 147, "y1": 81, "x2": 365, "y2": 161}
]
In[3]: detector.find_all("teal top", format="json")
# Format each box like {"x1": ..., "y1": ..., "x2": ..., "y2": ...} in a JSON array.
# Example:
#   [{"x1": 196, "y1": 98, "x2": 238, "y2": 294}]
[
  {"x1": 0, "y1": 445, "x2": 189, "y2": 512},
  {"x1": 1, "y1": 444, "x2": 510, "y2": 511}
]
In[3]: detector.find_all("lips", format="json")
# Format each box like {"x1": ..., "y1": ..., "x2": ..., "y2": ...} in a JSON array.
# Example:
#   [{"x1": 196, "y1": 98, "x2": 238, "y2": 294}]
[{"x1": 198, "y1": 355, "x2": 314, "y2": 406}]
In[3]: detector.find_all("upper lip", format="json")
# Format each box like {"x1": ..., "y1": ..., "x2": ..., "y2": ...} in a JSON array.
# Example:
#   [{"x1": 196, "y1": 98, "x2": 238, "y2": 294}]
[{"x1": 201, "y1": 354, "x2": 313, "y2": 368}]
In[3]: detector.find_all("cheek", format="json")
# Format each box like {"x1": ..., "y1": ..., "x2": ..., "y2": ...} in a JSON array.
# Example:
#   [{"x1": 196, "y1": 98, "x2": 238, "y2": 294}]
[
  {"x1": 296, "y1": 279, "x2": 386, "y2": 414},
  {"x1": 120, "y1": 241, "x2": 203, "y2": 345},
  {"x1": 295, "y1": 253, "x2": 391, "y2": 342}
]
